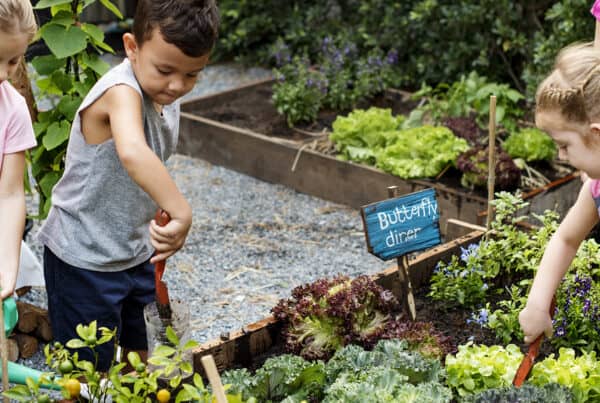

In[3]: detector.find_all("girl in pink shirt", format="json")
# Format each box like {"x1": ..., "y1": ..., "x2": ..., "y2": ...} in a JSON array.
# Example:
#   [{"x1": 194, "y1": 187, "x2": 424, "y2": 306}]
[{"x1": 0, "y1": 0, "x2": 37, "y2": 300}]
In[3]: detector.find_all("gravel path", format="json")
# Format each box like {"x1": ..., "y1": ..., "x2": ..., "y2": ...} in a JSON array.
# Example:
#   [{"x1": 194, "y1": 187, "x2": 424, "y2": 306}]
[{"x1": 15, "y1": 62, "x2": 389, "y2": 376}]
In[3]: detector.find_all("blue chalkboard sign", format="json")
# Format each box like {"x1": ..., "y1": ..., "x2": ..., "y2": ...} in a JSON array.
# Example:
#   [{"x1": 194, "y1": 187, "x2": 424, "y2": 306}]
[{"x1": 361, "y1": 188, "x2": 441, "y2": 260}]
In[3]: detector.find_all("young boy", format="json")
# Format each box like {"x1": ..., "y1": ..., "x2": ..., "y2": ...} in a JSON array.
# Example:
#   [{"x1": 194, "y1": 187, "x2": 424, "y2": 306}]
[{"x1": 37, "y1": 0, "x2": 219, "y2": 370}]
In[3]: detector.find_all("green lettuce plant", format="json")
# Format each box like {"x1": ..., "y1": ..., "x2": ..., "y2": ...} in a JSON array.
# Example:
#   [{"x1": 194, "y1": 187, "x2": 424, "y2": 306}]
[
  {"x1": 445, "y1": 343, "x2": 523, "y2": 397},
  {"x1": 329, "y1": 107, "x2": 404, "y2": 164},
  {"x1": 503, "y1": 128, "x2": 557, "y2": 162},
  {"x1": 29, "y1": 0, "x2": 121, "y2": 218},
  {"x1": 375, "y1": 125, "x2": 469, "y2": 179},
  {"x1": 530, "y1": 348, "x2": 600, "y2": 403}
]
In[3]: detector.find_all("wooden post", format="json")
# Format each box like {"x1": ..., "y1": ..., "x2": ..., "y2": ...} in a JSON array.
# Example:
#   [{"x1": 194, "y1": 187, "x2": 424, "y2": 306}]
[
  {"x1": 486, "y1": 96, "x2": 497, "y2": 231},
  {"x1": 201, "y1": 355, "x2": 227, "y2": 403},
  {"x1": 387, "y1": 186, "x2": 417, "y2": 321},
  {"x1": 0, "y1": 301, "x2": 9, "y2": 403}
]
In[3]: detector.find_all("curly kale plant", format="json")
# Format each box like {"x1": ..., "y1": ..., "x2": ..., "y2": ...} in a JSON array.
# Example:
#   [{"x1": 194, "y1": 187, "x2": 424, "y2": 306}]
[
  {"x1": 272, "y1": 275, "x2": 399, "y2": 360},
  {"x1": 463, "y1": 383, "x2": 573, "y2": 403},
  {"x1": 503, "y1": 128, "x2": 556, "y2": 162}
]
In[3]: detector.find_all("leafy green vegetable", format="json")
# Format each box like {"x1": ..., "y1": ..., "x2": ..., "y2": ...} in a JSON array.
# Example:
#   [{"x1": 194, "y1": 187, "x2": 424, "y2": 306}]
[
  {"x1": 376, "y1": 125, "x2": 469, "y2": 178},
  {"x1": 456, "y1": 145, "x2": 521, "y2": 190},
  {"x1": 445, "y1": 343, "x2": 523, "y2": 397},
  {"x1": 530, "y1": 348, "x2": 600, "y2": 403},
  {"x1": 329, "y1": 107, "x2": 404, "y2": 164},
  {"x1": 463, "y1": 383, "x2": 573, "y2": 403},
  {"x1": 272, "y1": 275, "x2": 399, "y2": 360},
  {"x1": 503, "y1": 128, "x2": 556, "y2": 162}
]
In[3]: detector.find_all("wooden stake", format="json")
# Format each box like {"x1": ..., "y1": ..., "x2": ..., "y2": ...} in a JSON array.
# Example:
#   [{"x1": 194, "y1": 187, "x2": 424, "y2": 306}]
[
  {"x1": 387, "y1": 186, "x2": 417, "y2": 321},
  {"x1": 486, "y1": 96, "x2": 497, "y2": 231},
  {"x1": 0, "y1": 301, "x2": 9, "y2": 403},
  {"x1": 596, "y1": 20, "x2": 600, "y2": 49},
  {"x1": 201, "y1": 355, "x2": 227, "y2": 403}
]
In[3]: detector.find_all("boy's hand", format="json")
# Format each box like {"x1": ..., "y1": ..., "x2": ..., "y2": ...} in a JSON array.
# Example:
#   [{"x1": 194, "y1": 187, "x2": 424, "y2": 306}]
[
  {"x1": 519, "y1": 304, "x2": 553, "y2": 344},
  {"x1": 149, "y1": 215, "x2": 192, "y2": 263}
]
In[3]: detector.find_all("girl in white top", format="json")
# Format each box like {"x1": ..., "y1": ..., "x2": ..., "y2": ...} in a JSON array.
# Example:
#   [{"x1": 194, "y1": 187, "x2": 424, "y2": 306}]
[{"x1": 0, "y1": 0, "x2": 38, "y2": 300}]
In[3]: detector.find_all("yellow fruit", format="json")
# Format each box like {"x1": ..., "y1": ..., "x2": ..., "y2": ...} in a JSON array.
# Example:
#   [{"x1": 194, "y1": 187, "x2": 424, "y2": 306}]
[
  {"x1": 65, "y1": 378, "x2": 81, "y2": 398},
  {"x1": 157, "y1": 388, "x2": 171, "y2": 403}
]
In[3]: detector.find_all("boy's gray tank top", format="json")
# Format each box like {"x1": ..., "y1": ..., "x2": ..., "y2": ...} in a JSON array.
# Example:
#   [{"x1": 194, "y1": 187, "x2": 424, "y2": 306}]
[{"x1": 37, "y1": 59, "x2": 180, "y2": 271}]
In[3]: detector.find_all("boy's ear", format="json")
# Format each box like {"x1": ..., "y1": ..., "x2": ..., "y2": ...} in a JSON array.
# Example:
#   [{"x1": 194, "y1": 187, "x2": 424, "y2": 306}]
[
  {"x1": 590, "y1": 122, "x2": 600, "y2": 135},
  {"x1": 122, "y1": 33, "x2": 138, "y2": 60}
]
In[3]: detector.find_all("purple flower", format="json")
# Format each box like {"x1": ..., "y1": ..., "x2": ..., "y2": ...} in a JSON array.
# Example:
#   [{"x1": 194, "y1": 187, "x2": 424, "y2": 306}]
[{"x1": 387, "y1": 49, "x2": 399, "y2": 65}]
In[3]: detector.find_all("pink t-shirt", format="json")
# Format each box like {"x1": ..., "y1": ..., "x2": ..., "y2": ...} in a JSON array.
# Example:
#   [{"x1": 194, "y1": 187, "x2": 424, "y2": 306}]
[{"x1": 0, "y1": 81, "x2": 37, "y2": 173}]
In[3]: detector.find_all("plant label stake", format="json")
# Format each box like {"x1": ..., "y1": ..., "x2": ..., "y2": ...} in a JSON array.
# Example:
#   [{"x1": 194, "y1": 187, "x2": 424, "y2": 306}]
[
  {"x1": 154, "y1": 209, "x2": 172, "y2": 321},
  {"x1": 512, "y1": 296, "x2": 557, "y2": 387},
  {"x1": 201, "y1": 355, "x2": 228, "y2": 403},
  {"x1": 486, "y1": 95, "x2": 497, "y2": 231},
  {"x1": 361, "y1": 187, "x2": 441, "y2": 320}
]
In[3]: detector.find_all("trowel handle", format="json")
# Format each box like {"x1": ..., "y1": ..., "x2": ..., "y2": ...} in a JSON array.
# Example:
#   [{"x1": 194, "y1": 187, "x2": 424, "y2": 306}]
[
  {"x1": 154, "y1": 209, "x2": 170, "y2": 276},
  {"x1": 155, "y1": 209, "x2": 170, "y2": 227}
]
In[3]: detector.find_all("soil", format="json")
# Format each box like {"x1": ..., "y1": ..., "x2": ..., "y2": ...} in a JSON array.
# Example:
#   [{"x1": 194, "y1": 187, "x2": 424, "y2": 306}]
[{"x1": 193, "y1": 81, "x2": 573, "y2": 197}]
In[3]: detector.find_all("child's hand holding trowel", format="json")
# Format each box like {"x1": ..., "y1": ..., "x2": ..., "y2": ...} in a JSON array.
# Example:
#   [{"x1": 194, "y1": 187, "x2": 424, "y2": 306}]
[{"x1": 149, "y1": 208, "x2": 192, "y2": 263}]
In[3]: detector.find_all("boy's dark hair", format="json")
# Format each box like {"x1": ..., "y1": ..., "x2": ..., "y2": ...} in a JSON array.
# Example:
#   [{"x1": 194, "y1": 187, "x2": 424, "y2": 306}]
[{"x1": 133, "y1": 0, "x2": 219, "y2": 57}]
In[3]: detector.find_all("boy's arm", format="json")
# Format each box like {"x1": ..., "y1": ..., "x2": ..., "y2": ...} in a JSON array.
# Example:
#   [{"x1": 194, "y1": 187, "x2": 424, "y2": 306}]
[
  {"x1": 520, "y1": 179, "x2": 599, "y2": 343},
  {"x1": 0, "y1": 152, "x2": 27, "y2": 299},
  {"x1": 104, "y1": 85, "x2": 192, "y2": 260}
]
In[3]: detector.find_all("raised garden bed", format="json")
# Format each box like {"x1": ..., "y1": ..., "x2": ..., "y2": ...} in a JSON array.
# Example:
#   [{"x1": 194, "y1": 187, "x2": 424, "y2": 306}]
[
  {"x1": 189, "y1": 228, "x2": 485, "y2": 375},
  {"x1": 178, "y1": 79, "x2": 580, "y2": 236}
]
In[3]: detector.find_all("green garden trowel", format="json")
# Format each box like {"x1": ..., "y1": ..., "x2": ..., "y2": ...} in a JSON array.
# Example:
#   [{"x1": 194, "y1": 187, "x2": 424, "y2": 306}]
[
  {"x1": 3, "y1": 296, "x2": 17, "y2": 337},
  {"x1": 0, "y1": 297, "x2": 59, "y2": 389}
]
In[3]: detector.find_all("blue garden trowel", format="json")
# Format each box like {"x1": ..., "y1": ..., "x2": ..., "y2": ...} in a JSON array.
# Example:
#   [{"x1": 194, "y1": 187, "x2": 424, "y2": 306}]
[{"x1": 0, "y1": 297, "x2": 60, "y2": 388}]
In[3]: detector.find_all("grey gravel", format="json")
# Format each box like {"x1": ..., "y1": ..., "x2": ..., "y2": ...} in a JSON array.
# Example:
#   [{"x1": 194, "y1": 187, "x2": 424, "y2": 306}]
[{"x1": 15, "y1": 62, "x2": 389, "y2": 376}]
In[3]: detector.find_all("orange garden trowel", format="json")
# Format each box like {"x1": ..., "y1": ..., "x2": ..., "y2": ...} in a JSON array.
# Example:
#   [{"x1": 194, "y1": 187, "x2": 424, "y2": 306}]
[
  {"x1": 154, "y1": 209, "x2": 172, "y2": 321},
  {"x1": 512, "y1": 296, "x2": 557, "y2": 387}
]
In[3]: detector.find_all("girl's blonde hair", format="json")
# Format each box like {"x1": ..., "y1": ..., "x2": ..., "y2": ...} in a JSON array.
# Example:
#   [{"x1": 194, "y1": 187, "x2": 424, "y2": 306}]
[
  {"x1": 536, "y1": 42, "x2": 600, "y2": 125},
  {"x1": 0, "y1": 0, "x2": 37, "y2": 39}
]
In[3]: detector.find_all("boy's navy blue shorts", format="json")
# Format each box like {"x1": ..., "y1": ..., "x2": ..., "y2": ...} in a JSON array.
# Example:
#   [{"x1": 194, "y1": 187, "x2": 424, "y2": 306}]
[{"x1": 43, "y1": 246, "x2": 155, "y2": 371}]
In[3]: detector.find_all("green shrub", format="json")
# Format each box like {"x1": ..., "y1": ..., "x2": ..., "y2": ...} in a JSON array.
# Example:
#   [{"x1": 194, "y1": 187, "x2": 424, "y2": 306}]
[{"x1": 503, "y1": 128, "x2": 556, "y2": 162}]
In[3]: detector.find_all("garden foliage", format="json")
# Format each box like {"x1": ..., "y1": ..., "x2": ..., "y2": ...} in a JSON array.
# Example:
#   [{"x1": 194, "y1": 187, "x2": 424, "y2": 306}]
[
  {"x1": 329, "y1": 108, "x2": 469, "y2": 179},
  {"x1": 222, "y1": 339, "x2": 451, "y2": 403},
  {"x1": 29, "y1": 0, "x2": 120, "y2": 218},
  {"x1": 216, "y1": 0, "x2": 593, "y2": 98}
]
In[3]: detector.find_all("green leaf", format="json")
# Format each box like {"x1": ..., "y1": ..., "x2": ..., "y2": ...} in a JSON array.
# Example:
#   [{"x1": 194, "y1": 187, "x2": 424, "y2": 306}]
[
  {"x1": 57, "y1": 95, "x2": 82, "y2": 121},
  {"x1": 81, "y1": 23, "x2": 104, "y2": 43},
  {"x1": 166, "y1": 326, "x2": 179, "y2": 346},
  {"x1": 34, "y1": 0, "x2": 72, "y2": 9},
  {"x1": 48, "y1": 10, "x2": 75, "y2": 27},
  {"x1": 99, "y1": 0, "x2": 124, "y2": 19},
  {"x1": 38, "y1": 171, "x2": 62, "y2": 197},
  {"x1": 153, "y1": 345, "x2": 176, "y2": 357},
  {"x1": 66, "y1": 339, "x2": 86, "y2": 349},
  {"x1": 43, "y1": 121, "x2": 71, "y2": 151},
  {"x1": 127, "y1": 352, "x2": 141, "y2": 367},
  {"x1": 82, "y1": 52, "x2": 110, "y2": 76},
  {"x1": 50, "y1": 70, "x2": 74, "y2": 93},
  {"x1": 32, "y1": 54, "x2": 66, "y2": 75},
  {"x1": 41, "y1": 24, "x2": 88, "y2": 58}
]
